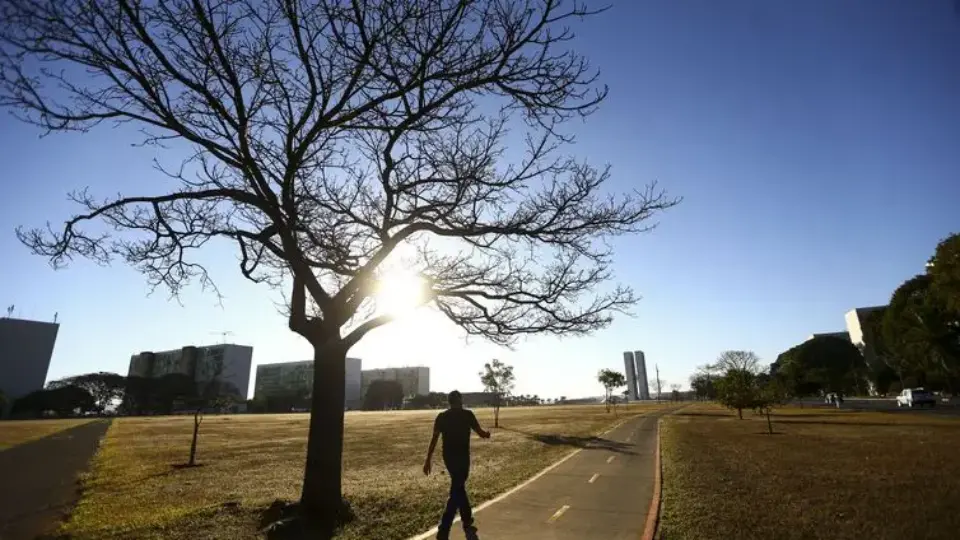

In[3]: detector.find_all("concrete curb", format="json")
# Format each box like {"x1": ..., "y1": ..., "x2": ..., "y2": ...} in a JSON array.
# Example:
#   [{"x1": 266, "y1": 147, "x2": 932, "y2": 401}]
[
  {"x1": 641, "y1": 419, "x2": 662, "y2": 540},
  {"x1": 406, "y1": 412, "x2": 645, "y2": 540}
]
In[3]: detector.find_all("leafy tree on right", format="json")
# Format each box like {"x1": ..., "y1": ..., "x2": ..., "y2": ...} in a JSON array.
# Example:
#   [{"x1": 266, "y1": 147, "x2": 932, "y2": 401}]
[{"x1": 883, "y1": 273, "x2": 960, "y2": 393}]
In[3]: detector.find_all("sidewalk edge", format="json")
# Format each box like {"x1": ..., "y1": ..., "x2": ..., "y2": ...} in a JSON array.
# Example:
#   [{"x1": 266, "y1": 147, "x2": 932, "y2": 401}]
[{"x1": 641, "y1": 418, "x2": 662, "y2": 540}]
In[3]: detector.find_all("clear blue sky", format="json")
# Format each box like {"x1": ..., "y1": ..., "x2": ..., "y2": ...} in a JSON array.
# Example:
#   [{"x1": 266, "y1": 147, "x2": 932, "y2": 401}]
[{"x1": 2, "y1": 0, "x2": 959, "y2": 399}]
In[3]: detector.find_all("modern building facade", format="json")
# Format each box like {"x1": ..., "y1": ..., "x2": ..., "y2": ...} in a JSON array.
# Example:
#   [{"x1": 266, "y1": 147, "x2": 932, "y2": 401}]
[
  {"x1": 361, "y1": 366, "x2": 430, "y2": 398},
  {"x1": 127, "y1": 343, "x2": 253, "y2": 398},
  {"x1": 0, "y1": 317, "x2": 60, "y2": 417},
  {"x1": 253, "y1": 357, "x2": 363, "y2": 407},
  {"x1": 635, "y1": 350, "x2": 650, "y2": 400},
  {"x1": 623, "y1": 351, "x2": 640, "y2": 400}
]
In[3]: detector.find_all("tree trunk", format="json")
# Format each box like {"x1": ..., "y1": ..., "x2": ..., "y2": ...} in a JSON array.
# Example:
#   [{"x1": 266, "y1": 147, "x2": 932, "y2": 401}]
[
  {"x1": 188, "y1": 410, "x2": 201, "y2": 466},
  {"x1": 766, "y1": 410, "x2": 773, "y2": 434},
  {"x1": 300, "y1": 342, "x2": 347, "y2": 531}
]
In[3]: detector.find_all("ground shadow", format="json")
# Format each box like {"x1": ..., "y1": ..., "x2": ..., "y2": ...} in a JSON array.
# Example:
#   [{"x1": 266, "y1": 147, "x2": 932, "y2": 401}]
[
  {"x1": 258, "y1": 499, "x2": 355, "y2": 540},
  {"x1": 776, "y1": 419, "x2": 960, "y2": 429},
  {"x1": 673, "y1": 412, "x2": 734, "y2": 418},
  {"x1": 502, "y1": 427, "x2": 637, "y2": 455},
  {"x1": 768, "y1": 411, "x2": 858, "y2": 418},
  {"x1": 171, "y1": 463, "x2": 205, "y2": 470}
]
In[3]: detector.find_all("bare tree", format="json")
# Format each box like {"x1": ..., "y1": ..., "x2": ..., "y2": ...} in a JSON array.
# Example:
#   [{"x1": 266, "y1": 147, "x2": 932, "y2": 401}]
[
  {"x1": 1, "y1": 0, "x2": 677, "y2": 529},
  {"x1": 712, "y1": 350, "x2": 761, "y2": 374}
]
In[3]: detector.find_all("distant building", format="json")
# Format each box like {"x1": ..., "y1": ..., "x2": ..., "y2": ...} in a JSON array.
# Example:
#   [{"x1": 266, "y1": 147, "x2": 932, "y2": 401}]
[
  {"x1": 361, "y1": 366, "x2": 430, "y2": 398},
  {"x1": 127, "y1": 343, "x2": 252, "y2": 398},
  {"x1": 635, "y1": 350, "x2": 650, "y2": 400},
  {"x1": 806, "y1": 331, "x2": 851, "y2": 342},
  {"x1": 253, "y1": 358, "x2": 363, "y2": 407},
  {"x1": 0, "y1": 317, "x2": 59, "y2": 417},
  {"x1": 623, "y1": 351, "x2": 639, "y2": 400},
  {"x1": 254, "y1": 360, "x2": 313, "y2": 399},
  {"x1": 845, "y1": 305, "x2": 887, "y2": 365}
]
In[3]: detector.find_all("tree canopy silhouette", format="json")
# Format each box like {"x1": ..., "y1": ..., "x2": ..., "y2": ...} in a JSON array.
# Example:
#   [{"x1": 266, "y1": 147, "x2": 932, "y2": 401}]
[{"x1": 1, "y1": 0, "x2": 677, "y2": 530}]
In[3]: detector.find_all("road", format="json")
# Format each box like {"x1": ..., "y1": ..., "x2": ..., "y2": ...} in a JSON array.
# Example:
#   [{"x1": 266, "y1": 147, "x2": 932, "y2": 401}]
[
  {"x1": 0, "y1": 420, "x2": 110, "y2": 540},
  {"x1": 416, "y1": 409, "x2": 671, "y2": 540}
]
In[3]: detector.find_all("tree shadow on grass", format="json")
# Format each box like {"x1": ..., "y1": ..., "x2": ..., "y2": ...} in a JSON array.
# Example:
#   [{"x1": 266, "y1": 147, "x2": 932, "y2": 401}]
[
  {"x1": 258, "y1": 498, "x2": 355, "y2": 540},
  {"x1": 775, "y1": 419, "x2": 960, "y2": 429},
  {"x1": 171, "y1": 462, "x2": 205, "y2": 470},
  {"x1": 673, "y1": 412, "x2": 731, "y2": 418},
  {"x1": 502, "y1": 427, "x2": 637, "y2": 455}
]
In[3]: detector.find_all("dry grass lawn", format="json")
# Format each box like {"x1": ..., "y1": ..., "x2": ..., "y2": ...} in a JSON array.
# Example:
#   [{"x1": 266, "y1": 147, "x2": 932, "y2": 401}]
[
  {"x1": 62, "y1": 403, "x2": 662, "y2": 540},
  {"x1": 659, "y1": 404, "x2": 960, "y2": 540},
  {"x1": 0, "y1": 418, "x2": 93, "y2": 450}
]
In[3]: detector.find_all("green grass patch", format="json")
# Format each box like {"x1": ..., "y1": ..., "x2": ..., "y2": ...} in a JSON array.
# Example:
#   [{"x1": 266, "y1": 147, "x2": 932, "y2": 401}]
[
  {"x1": 0, "y1": 418, "x2": 93, "y2": 450},
  {"x1": 659, "y1": 404, "x2": 960, "y2": 540},
  {"x1": 62, "y1": 403, "x2": 664, "y2": 539}
]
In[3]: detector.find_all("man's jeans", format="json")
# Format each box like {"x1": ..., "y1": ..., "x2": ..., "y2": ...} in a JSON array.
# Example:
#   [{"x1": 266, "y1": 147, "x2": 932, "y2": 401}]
[{"x1": 439, "y1": 459, "x2": 473, "y2": 533}]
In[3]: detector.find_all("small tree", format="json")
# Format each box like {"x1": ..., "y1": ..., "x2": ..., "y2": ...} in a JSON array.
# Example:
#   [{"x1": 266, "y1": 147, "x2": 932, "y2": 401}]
[
  {"x1": 670, "y1": 383, "x2": 682, "y2": 402},
  {"x1": 186, "y1": 359, "x2": 239, "y2": 467},
  {"x1": 480, "y1": 359, "x2": 515, "y2": 428},
  {"x1": 755, "y1": 378, "x2": 791, "y2": 434},
  {"x1": 597, "y1": 369, "x2": 627, "y2": 413},
  {"x1": 362, "y1": 380, "x2": 405, "y2": 410},
  {"x1": 689, "y1": 368, "x2": 717, "y2": 401},
  {"x1": 715, "y1": 368, "x2": 757, "y2": 420}
]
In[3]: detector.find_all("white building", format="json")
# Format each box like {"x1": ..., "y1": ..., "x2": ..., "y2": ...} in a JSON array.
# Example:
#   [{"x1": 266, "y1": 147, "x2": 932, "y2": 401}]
[
  {"x1": 361, "y1": 366, "x2": 430, "y2": 398},
  {"x1": 845, "y1": 305, "x2": 886, "y2": 361},
  {"x1": 254, "y1": 358, "x2": 363, "y2": 406},
  {"x1": 623, "y1": 351, "x2": 639, "y2": 400},
  {"x1": 635, "y1": 350, "x2": 650, "y2": 400},
  {"x1": 127, "y1": 343, "x2": 253, "y2": 398}
]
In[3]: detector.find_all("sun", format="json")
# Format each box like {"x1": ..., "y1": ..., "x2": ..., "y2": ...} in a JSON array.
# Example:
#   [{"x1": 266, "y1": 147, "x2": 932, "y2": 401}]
[{"x1": 374, "y1": 271, "x2": 429, "y2": 316}]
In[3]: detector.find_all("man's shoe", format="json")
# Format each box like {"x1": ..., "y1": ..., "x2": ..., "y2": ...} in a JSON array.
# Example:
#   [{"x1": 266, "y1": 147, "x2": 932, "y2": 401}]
[
  {"x1": 436, "y1": 528, "x2": 451, "y2": 540},
  {"x1": 463, "y1": 524, "x2": 480, "y2": 540}
]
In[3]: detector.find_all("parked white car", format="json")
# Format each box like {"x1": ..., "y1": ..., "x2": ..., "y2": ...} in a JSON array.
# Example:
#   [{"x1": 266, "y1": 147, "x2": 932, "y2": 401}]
[{"x1": 896, "y1": 388, "x2": 936, "y2": 408}]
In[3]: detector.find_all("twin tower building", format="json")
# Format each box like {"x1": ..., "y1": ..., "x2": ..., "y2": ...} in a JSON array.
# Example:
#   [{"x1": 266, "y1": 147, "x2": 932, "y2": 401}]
[{"x1": 622, "y1": 350, "x2": 651, "y2": 400}]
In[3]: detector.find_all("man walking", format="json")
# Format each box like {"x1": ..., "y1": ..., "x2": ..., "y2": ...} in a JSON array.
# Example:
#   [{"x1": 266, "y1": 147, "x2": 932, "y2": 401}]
[{"x1": 423, "y1": 390, "x2": 491, "y2": 540}]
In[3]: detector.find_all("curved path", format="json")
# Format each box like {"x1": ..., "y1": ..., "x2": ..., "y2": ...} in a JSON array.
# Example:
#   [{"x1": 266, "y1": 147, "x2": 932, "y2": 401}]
[
  {"x1": 0, "y1": 420, "x2": 110, "y2": 540},
  {"x1": 414, "y1": 409, "x2": 670, "y2": 540}
]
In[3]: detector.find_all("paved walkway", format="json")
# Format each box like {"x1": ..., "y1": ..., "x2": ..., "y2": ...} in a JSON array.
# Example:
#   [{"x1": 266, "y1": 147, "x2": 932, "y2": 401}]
[
  {"x1": 0, "y1": 420, "x2": 110, "y2": 540},
  {"x1": 420, "y1": 409, "x2": 670, "y2": 540}
]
